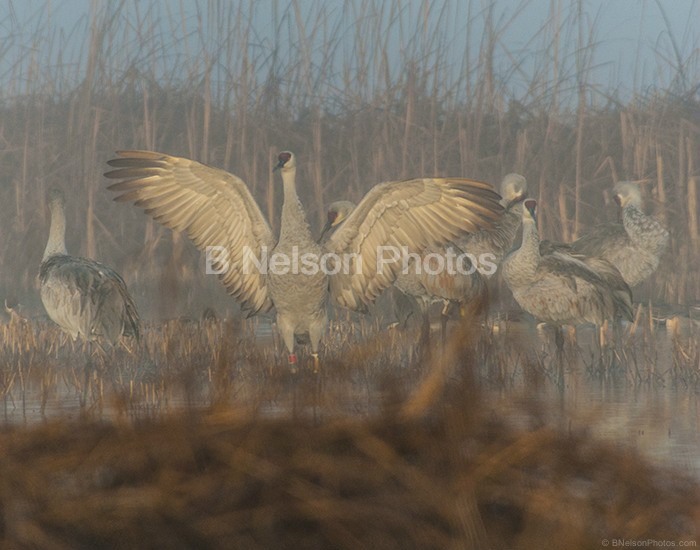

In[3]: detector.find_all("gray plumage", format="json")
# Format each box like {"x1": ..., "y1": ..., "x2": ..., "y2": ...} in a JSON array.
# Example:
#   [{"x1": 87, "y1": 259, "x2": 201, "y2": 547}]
[
  {"x1": 323, "y1": 201, "x2": 488, "y2": 327},
  {"x1": 40, "y1": 189, "x2": 140, "y2": 344},
  {"x1": 105, "y1": 151, "x2": 503, "y2": 365},
  {"x1": 267, "y1": 152, "x2": 327, "y2": 362},
  {"x1": 502, "y1": 199, "x2": 633, "y2": 326},
  {"x1": 393, "y1": 244, "x2": 488, "y2": 322},
  {"x1": 457, "y1": 173, "x2": 528, "y2": 277},
  {"x1": 540, "y1": 181, "x2": 669, "y2": 287},
  {"x1": 391, "y1": 173, "x2": 528, "y2": 322}
]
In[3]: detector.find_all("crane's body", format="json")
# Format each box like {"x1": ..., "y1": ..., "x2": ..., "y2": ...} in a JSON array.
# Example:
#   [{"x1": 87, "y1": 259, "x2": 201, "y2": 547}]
[
  {"x1": 323, "y1": 202, "x2": 488, "y2": 337},
  {"x1": 267, "y1": 153, "x2": 328, "y2": 368},
  {"x1": 40, "y1": 189, "x2": 140, "y2": 345},
  {"x1": 502, "y1": 199, "x2": 632, "y2": 328},
  {"x1": 540, "y1": 182, "x2": 669, "y2": 287}
]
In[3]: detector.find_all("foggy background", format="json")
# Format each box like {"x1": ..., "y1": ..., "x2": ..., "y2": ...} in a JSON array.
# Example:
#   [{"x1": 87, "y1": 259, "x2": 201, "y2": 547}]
[{"x1": 0, "y1": 0, "x2": 698, "y2": 321}]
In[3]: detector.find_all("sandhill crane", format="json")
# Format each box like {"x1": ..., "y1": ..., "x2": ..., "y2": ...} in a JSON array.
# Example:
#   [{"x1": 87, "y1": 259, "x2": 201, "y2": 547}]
[
  {"x1": 395, "y1": 245, "x2": 488, "y2": 339},
  {"x1": 105, "y1": 151, "x2": 503, "y2": 371},
  {"x1": 540, "y1": 181, "x2": 669, "y2": 287},
  {"x1": 322, "y1": 200, "x2": 488, "y2": 341},
  {"x1": 39, "y1": 189, "x2": 140, "y2": 346},
  {"x1": 319, "y1": 200, "x2": 356, "y2": 242},
  {"x1": 392, "y1": 173, "x2": 528, "y2": 332},
  {"x1": 502, "y1": 199, "x2": 633, "y2": 354},
  {"x1": 457, "y1": 173, "x2": 528, "y2": 276},
  {"x1": 389, "y1": 172, "x2": 528, "y2": 335}
]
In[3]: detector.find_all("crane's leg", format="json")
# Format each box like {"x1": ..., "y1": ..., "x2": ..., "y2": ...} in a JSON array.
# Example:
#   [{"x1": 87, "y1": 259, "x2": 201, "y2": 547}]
[
  {"x1": 80, "y1": 339, "x2": 103, "y2": 411},
  {"x1": 308, "y1": 317, "x2": 326, "y2": 375},
  {"x1": 554, "y1": 326, "x2": 565, "y2": 360},
  {"x1": 599, "y1": 319, "x2": 609, "y2": 349},
  {"x1": 390, "y1": 287, "x2": 415, "y2": 330},
  {"x1": 553, "y1": 326, "x2": 566, "y2": 389},
  {"x1": 420, "y1": 311, "x2": 431, "y2": 347},
  {"x1": 277, "y1": 316, "x2": 298, "y2": 374},
  {"x1": 440, "y1": 300, "x2": 451, "y2": 346}
]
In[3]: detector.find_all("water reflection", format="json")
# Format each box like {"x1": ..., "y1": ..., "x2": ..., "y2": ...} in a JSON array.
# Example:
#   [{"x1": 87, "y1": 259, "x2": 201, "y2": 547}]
[
  {"x1": 488, "y1": 318, "x2": 700, "y2": 479},
  {"x1": 518, "y1": 379, "x2": 700, "y2": 478},
  {"x1": 1, "y1": 313, "x2": 698, "y2": 479}
]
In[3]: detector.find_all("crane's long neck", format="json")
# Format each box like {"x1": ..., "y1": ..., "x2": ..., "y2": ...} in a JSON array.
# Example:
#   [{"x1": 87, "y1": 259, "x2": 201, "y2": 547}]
[
  {"x1": 508, "y1": 219, "x2": 540, "y2": 284},
  {"x1": 278, "y1": 167, "x2": 314, "y2": 245},
  {"x1": 43, "y1": 201, "x2": 68, "y2": 261},
  {"x1": 498, "y1": 201, "x2": 525, "y2": 250},
  {"x1": 622, "y1": 203, "x2": 669, "y2": 255}
]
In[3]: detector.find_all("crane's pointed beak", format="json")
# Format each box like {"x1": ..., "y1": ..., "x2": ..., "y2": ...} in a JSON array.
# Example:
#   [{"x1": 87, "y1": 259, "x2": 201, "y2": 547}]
[
  {"x1": 318, "y1": 220, "x2": 333, "y2": 242},
  {"x1": 273, "y1": 159, "x2": 285, "y2": 172},
  {"x1": 523, "y1": 199, "x2": 537, "y2": 224}
]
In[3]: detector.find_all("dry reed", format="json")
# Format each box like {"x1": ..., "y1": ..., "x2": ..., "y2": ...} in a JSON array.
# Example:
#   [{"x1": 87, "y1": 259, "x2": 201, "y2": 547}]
[
  {"x1": 0, "y1": 319, "x2": 697, "y2": 549},
  {"x1": 0, "y1": 3, "x2": 698, "y2": 546},
  {"x1": 0, "y1": 1, "x2": 697, "y2": 320}
]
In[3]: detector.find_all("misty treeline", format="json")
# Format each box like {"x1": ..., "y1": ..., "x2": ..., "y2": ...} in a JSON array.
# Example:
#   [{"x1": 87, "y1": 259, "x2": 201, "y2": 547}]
[{"x1": 0, "y1": 1, "x2": 697, "y2": 319}]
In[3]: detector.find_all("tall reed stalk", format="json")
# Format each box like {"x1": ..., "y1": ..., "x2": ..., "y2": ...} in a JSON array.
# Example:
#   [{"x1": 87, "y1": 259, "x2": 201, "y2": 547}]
[{"x1": 0, "y1": 0, "x2": 697, "y2": 319}]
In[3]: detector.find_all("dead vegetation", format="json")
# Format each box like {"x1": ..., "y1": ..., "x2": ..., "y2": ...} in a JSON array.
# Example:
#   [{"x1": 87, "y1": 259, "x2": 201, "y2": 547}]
[
  {"x1": 0, "y1": 2, "x2": 698, "y2": 547},
  {"x1": 0, "y1": 319, "x2": 697, "y2": 549}
]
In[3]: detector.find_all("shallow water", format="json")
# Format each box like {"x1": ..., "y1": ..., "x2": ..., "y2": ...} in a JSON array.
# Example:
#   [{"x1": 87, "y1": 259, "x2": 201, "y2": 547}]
[
  {"x1": 514, "y1": 377, "x2": 700, "y2": 479},
  {"x1": 488, "y1": 319, "x2": 700, "y2": 479},
  {"x1": 2, "y1": 313, "x2": 699, "y2": 479}
]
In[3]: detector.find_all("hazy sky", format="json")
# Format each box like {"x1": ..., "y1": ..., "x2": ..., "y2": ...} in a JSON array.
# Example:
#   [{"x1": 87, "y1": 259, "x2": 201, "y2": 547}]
[{"x1": 1, "y1": 0, "x2": 698, "y2": 102}]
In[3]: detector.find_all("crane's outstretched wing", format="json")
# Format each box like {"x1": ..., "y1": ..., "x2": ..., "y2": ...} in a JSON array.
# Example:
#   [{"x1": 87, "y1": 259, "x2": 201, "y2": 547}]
[
  {"x1": 324, "y1": 177, "x2": 503, "y2": 310},
  {"x1": 105, "y1": 151, "x2": 275, "y2": 315}
]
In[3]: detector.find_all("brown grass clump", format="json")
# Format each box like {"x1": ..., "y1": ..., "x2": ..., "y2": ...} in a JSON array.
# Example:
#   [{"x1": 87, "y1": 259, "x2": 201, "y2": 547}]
[{"x1": 0, "y1": 323, "x2": 697, "y2": 549}]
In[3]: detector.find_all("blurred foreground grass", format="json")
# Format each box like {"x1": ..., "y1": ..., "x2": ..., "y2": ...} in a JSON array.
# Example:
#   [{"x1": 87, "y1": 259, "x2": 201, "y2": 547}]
[{"x1": 0, "y1": 315, "x2": 697, "y2": 548}]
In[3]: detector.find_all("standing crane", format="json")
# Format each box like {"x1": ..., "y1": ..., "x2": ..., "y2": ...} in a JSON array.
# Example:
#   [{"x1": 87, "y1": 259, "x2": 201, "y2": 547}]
[
  {"x1": 540, "y1": 181, "x2": 669, "y2": 287},
  {"x1": 322, "y1": 200, "x2": 488, "y2": 341},
  {"x1": 39, "y1": 188, "x2": 140, "y2": 346},
  {"x1": 388, "y1": 171, "x2": 528, "y2": 336},
  {"x1": 502, "y1": 199, "x2": 633, "y2": 355}
]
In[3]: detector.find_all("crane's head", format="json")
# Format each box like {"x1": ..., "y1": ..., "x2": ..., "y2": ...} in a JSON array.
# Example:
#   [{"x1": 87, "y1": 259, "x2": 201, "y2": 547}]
[
  {"x1": 499, "y1": 173, "x2": 528, "y2": 208},
  {"x1": 319, "y1": 200, "x2": 356, "y2": 241},
  {"x1": 613, "y1": 181, "x2": 643, "y2": 209},
  {"x1": 522, "y1": 198, "x2": 537, "y2": 224},
  {"x1": 273, "y1": 151, "x2": 296, "y2": 172}
]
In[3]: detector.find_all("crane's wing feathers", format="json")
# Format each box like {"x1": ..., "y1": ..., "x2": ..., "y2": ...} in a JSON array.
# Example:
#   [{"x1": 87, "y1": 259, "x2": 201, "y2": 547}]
[
  {"x1": 538, "y1": 251, "x2": 633, "y2": 321},
  {"x1": 105, "y1": 151, "x2": 275, "y2": 315},
  {"x1": 325, "y1": 177, "x2": 503, "y2": 310},
  {"x1": 40, "y1": 255, "x2": 140, "y2": 342},
  {"x1": 540, "y1": 223, "x2": 628, "y2": 257},
  {"x1": 569, "y1": 223, "x2": 628, "y2": 256}
]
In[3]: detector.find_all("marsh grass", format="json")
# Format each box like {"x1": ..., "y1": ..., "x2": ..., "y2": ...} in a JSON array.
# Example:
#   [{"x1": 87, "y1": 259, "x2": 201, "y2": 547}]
[
  {"x1": 0, "y1": 317, "x2": 698, "y2": 548},
  {"x1": 0, "y1": 2, "x2": 698, "y2": 546},
  {"x1": 0, "y1": 308, "x2": 696, "y2": 425}
]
